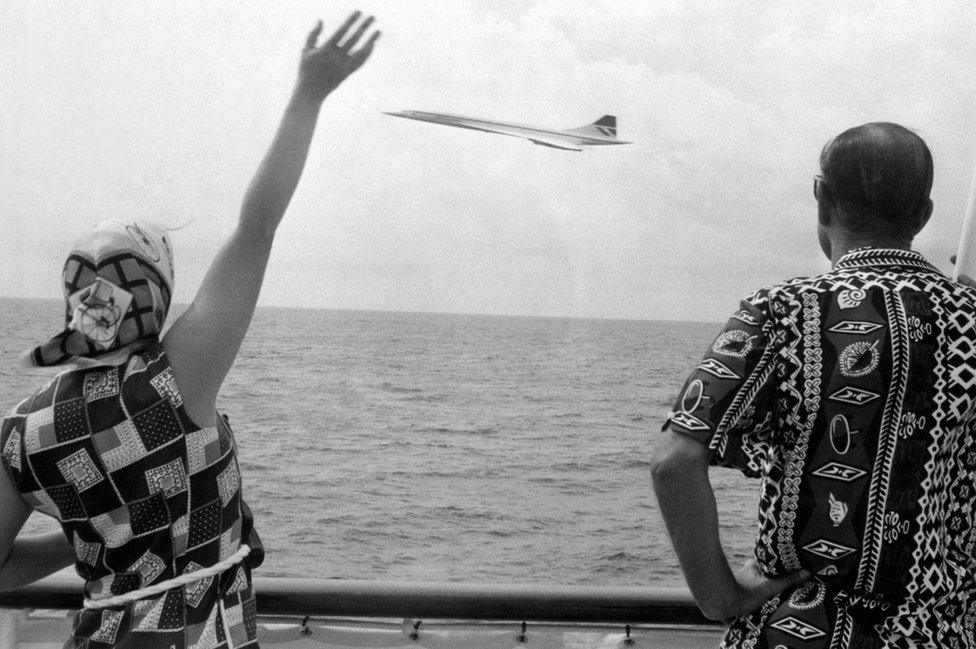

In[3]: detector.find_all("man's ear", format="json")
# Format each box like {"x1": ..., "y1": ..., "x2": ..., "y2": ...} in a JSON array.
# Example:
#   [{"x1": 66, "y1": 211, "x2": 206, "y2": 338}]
[
  {"x1": 815, "y1": 181, "x2": 833, "y2": 226},
  {"x1": 817, "y1": 197, "x2": 832, "y2": 226},
  {"x1": 912, "y1": 198, "x2": 933, "y2": 236}
]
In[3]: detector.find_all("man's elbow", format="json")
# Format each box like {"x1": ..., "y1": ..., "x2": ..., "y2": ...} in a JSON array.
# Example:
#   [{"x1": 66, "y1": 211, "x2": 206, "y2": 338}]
[
  {"x1": 649, "y1": 430, "x2": 710, "y2": 486},
  {"x1": 699, "y1": 604, "x2": 733, "y2": 622},
  {"x1": 649, "y1": 444, "x2": 682, "y2": 489}
]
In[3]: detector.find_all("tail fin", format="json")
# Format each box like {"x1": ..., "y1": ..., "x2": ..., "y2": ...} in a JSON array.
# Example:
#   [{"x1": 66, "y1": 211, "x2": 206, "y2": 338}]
[{"x1": 567, "y1": 115, "x2": 617, "y2": 138}]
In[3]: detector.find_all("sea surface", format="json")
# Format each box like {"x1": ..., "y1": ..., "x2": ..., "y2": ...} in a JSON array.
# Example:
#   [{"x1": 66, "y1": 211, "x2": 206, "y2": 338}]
[{"x1": 0, "y1": 297, "x2": 760, "y2": 587}]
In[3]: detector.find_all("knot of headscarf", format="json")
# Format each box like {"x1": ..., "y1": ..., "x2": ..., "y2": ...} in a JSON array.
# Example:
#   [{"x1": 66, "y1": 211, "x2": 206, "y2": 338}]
[{"x1": 23, "y1": 220, "x2": 175, "y2": 368}]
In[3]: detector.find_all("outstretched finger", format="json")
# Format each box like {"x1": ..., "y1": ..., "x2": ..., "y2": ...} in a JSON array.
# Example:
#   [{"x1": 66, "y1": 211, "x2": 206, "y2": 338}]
[
  {"x1": 304, "y1": 20, "x2": 323, "y2": 51},
  {"x1": 323, "y1": 10, "x2": 362, "y2": 48},
  {"x1": 339, "y1": 15, "x2": 375, "y2": 52},
  {"x1": 349, "y1": 30, "x2": 380, "y2": 70}
]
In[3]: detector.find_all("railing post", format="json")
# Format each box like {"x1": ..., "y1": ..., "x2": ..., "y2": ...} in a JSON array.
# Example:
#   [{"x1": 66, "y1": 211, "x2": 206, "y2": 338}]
[{"x1": 0, "y1": 609, "x2": 19, "y2": 649}]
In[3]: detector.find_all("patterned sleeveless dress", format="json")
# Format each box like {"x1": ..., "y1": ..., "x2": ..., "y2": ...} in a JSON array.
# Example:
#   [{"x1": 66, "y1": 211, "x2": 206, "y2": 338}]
[{"x1": 1, "y1": 344, "x2": 261, "y2": 648}]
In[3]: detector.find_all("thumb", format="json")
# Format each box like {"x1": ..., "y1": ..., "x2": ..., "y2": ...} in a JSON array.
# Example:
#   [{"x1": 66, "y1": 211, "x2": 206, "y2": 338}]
[
  {"x1": 304, "y1": 20, "x2": 323, "y2": 52},
  {"x1": 783, "y1": 568, "x2": 812, "y2": 587},
  {"x1": 763, "y1": 568, "x2": 810, "y2": 598}
]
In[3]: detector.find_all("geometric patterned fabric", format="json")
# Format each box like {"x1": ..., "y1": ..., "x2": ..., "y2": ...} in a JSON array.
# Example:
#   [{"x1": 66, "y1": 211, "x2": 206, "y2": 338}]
[
  {"x1": 666, "y1": 249, "x2": 976, "y2": 649},
  {"x1": 1, "y1": 344, "x2": 261, "y2": 647}
]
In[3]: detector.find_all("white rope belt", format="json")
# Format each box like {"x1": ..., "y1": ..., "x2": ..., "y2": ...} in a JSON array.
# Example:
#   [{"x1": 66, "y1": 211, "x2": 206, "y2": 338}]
[{"x1": 83, "y1": 544, "x2": 251, "y2": 610}]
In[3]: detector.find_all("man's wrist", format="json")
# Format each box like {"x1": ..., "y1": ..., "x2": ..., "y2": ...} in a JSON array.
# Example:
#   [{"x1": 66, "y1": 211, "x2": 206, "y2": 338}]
[{"x1": 694, "y1": 577, "x2": 741, "y2": 621}]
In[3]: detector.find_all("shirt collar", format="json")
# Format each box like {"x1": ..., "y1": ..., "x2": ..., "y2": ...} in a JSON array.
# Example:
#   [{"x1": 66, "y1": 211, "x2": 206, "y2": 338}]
[{"x1": 833, "y1": 248, "x2": 942, "y2": 274}]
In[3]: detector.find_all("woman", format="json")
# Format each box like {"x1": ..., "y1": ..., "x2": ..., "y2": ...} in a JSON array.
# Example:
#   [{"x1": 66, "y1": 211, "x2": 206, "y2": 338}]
[{"x1": 0, "y1": 12, "x2": 378, "y2": 647}]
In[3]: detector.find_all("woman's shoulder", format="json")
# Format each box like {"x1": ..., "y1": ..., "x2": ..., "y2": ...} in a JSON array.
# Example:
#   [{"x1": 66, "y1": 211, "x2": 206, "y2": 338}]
[
  {"x1": 6, "y1": 344, "x2": 165, "y2": 418},
  {"x1": 4, "y1": 366, "x2": 87, "y2": 424},
  {"x1": 7, "y1": 344, "x2": 187, "y2": 432}
]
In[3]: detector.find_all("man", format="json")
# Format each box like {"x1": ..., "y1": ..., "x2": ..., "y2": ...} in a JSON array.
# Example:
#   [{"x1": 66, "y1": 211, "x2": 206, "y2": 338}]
[{"x1": 652, "y1": 122, "x2": 976, "y2": 648}]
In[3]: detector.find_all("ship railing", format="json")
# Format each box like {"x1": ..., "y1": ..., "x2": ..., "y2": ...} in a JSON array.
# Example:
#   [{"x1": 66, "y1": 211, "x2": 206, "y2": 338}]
[{"x1": 0, "y1": 575, "x2": 724, "y2": 648}]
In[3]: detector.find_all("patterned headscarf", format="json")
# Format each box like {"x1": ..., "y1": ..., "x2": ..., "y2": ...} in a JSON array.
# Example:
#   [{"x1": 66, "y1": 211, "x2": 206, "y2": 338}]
[{"x1": 23, "y1": 220, "x2": 175, "y2": 368}]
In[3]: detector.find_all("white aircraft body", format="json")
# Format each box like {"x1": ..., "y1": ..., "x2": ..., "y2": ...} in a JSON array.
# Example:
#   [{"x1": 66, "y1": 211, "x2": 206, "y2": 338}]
[{"x1": 384, "y1": 111, "x2": 630, "y2": 151}]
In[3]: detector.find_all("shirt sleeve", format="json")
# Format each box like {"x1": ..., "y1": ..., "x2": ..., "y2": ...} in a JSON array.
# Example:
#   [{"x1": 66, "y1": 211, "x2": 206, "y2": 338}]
[{"x1": 664, "y1": 288, "x2": 780, "y2": 477}]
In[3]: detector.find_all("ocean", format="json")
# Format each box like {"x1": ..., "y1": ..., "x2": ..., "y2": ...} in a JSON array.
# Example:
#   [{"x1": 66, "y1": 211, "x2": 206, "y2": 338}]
[{"x1": 0, "y1": 297, "x2": 759, "y2": 587}]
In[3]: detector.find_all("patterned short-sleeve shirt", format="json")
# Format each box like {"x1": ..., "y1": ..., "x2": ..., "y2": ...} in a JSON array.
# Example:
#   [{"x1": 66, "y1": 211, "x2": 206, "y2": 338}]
[
  {"x1": 1, "y1": 344, "x2": 259, "y2": 648},
  {"x1": 667, "y1": 249, "x2": 976, "y2": 649}
]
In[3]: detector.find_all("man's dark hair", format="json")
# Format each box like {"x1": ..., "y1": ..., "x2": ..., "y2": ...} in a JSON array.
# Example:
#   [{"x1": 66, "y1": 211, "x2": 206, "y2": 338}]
[{"x1": 819, "y1": 122, "x2": 933, "y2": 238}]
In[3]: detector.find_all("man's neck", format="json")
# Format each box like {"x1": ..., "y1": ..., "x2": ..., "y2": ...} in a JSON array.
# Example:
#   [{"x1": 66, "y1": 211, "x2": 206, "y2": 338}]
[{"x1": 829, "y1": 234, "x2": 912, "y2": 268}]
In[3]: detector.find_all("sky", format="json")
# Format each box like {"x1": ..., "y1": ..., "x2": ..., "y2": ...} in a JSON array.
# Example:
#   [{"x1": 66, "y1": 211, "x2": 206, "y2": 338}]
[{"x1": 3, "y1": 1, "x2": 976, "y2": 322}]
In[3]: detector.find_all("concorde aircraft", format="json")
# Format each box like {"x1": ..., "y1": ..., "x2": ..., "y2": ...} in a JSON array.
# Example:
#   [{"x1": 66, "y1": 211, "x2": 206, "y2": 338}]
[{"x1": 383, "y1": 110, "x2": 630, "y2": 151}]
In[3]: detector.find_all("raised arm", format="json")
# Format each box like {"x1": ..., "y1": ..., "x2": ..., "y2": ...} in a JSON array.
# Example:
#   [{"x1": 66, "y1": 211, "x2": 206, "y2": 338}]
[{"x1": 164, "y1": 12, "x2": 379, "y2": 425}]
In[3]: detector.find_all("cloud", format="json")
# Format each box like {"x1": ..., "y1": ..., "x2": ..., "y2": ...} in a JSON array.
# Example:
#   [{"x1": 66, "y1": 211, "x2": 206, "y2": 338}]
[{"x1": 3, "y1": 1, "x2": 976, "y2": 320}]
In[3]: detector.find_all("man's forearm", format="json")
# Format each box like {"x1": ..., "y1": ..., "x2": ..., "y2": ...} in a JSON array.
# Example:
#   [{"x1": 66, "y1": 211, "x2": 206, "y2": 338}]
[
  {"x1": 0, "y1": 531, "x2": 75, "y2": 592},
  {"x1": 651, "y1": 449, "x2": 738, "y2": 619}
]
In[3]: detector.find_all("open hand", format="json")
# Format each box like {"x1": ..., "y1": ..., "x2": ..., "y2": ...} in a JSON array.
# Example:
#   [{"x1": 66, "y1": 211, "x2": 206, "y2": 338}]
[
  {"x1": 296, "y1": 11, "x2": 379, "y2": 103},
  {"x1": 723, "y1": 559, "x2": 810, "y2": 620}
]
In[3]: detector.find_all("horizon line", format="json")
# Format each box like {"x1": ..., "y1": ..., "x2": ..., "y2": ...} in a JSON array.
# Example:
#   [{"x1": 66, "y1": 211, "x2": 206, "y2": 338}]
[{"x1": 0, "y1": 295, "x2": 720, "y2": 326}]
